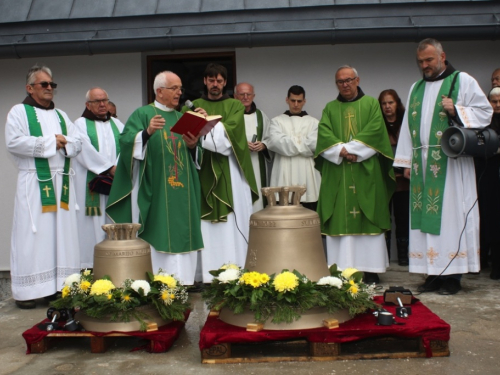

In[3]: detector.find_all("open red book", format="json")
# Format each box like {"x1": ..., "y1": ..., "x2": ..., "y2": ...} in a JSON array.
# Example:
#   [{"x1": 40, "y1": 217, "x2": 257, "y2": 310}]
[{"x1": 170, "y1": 111, "x2": 222, "y2": 136}]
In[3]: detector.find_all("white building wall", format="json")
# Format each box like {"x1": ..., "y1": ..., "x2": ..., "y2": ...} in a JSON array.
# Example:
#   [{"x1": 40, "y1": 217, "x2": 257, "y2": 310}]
[{"x1": 0, "y1": 41, "x2": 497, "y2": 271}]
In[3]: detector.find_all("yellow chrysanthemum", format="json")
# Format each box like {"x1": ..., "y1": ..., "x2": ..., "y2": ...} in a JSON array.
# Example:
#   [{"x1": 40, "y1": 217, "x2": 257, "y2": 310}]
[
  {"x1": 220, "y1": 263, "x2": 240, "y2": 270},
  {"x1": 273, "y1": 271, "x2": 299, "y2": 293},
  {"x1": 341, "y1": 267, "x2": 359, "y2": 279},
  {"x1": 239, "y1": 271, "x2": 267, "y2": 288},
  {"x1": 348, "y1": 279, "x2": 359, "y2": 296},
  {"x1": 62, "y1": 286, "x2": 70, "y2": 298},
  {"x1": 107, "y1": 294, "x2": 113, "y2": 300},
  {"x1": 90, "y1": 279, "x2": 115, "y2": 295},
  {"x1": 259, "y1": 273, "x2": 270, "y2": 284},
  {"x1": 160, "y1": 290, "x2": 176, "y2": 305},
  {"x1": 154, "y1": 275, "x2": 177, "y2": 288},
  {"x1": 122, "y1": 294, "x2": 131, "y2": 302},
  {"x1": 83, "y1": 269, "x2": 91, "y2": 276},
  {"x1": 79, "y1": 280, "x2": 91, "y2": 292}
]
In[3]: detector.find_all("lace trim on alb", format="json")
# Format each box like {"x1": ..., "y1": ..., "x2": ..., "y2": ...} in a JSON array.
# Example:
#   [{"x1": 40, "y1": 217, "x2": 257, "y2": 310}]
[
  {"x1": 11, "y1": 267, "x2": 80, "y2": 288},
  {"x1": 33, "y1": 137, "x2": 45, "y2": 158}
]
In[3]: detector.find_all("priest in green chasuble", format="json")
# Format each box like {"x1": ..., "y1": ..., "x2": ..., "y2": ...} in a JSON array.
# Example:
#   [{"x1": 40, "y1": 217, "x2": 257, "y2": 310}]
[
  {"x1": 107, "y1": 71, "x2": 204, "y2": 285},
  {"x1": 183, "y1": 63, "x2": 258, "y2": 282},
  {"x1": 315, "y1": 65, "x2": 395, "y2": 284}
]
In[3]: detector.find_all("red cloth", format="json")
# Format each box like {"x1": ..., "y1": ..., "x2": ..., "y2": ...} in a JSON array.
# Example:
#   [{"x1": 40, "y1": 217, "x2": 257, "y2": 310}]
[
  {"x1": 22, "y1": 311, "x2": 190, "y2": 354},
  {"x1": 199, "y1": 297, "x2": 450, "y2": 358}
]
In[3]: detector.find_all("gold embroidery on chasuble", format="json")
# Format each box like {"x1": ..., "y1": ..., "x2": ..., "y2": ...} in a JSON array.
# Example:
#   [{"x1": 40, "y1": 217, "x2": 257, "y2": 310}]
[
  {"x1": 161, "y1": 112, "x2": 185, "y2": 189},
  {"x1": 426, "y1": 247, "x2": 439, "y2": 265}
]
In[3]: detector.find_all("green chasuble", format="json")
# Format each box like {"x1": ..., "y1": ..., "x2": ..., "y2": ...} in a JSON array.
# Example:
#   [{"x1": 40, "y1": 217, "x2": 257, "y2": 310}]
[
  {"x1": 106, "y1": 104, "x2": 203, "y2": 254},
  {"x1": 315, "y1": 94, "x2": 395, "y2": 236},
  {"x1": 184, "y1": 97, "x2": 258, "y2": 222}
]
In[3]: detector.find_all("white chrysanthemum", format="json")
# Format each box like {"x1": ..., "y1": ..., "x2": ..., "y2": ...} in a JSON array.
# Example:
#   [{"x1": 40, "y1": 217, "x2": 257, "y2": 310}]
[
  {"x1": 217, "y1": 268, "x2": 241, "y2": 283},
  {"x1": 317, "y1": 276, "x2": 343, "y2": 289},
  {"x1": 131, "y1": 280, "x2": 151, "y2": 295},
  {"x1": 64, "y1": 273, "x2": 81, "y2": 287}
]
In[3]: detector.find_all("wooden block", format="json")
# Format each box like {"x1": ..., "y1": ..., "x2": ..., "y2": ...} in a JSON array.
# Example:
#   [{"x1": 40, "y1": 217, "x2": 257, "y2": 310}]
[
  {"x1": 323, "y1": 319, "x2": 339, "y2": 329},
  {"x1": 146, "y1": 322, "x2": 158, "y2": 332},
  {"x1": 208, "y1": 310, "x2": 220, "y2": 317},
  {"x1": 30, "y1": 338, "x2": 49, "y2": 354},
  {"x1": 202, "y1": 343, "x2": 232, "y2": 360},
  {"x1": 246, "y1": 323, "x2": 264, "y2": 332},
  {"x1": 90, "y1": 336, "x2": 107, "y2": 354},
  {"x1": 310, "y1": 342, "x2": 340, "y2": 357}
]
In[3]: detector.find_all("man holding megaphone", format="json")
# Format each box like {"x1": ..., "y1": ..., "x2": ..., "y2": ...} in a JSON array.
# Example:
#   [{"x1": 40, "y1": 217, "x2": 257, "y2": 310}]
[{"x1": 394, "y1": 38, "x2": 493, "y2": 295}]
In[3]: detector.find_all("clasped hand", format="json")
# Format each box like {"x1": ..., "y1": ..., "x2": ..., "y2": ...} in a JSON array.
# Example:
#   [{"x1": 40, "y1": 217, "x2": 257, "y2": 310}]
[{"x1": 340, "y1": 146, "x2": 357, "y2": 162}]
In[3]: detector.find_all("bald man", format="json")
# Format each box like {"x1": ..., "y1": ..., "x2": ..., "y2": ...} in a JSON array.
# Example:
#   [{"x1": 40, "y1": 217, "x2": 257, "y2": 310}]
[
  {"x1": 234, "y1": 82, "x2": 272, "y2": 211},
  {"x1": 73, "y1": 87, "x2": 125, "y2": 269}
]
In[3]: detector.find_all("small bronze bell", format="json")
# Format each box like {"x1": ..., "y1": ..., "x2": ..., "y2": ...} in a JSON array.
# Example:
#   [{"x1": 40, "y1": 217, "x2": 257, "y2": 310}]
[
  {"x1": 93, "y1": 223, "x2": 153, "y2": 286},
  {"x1": 244, "y1": 186, "x2": 329, "y2": 281}
]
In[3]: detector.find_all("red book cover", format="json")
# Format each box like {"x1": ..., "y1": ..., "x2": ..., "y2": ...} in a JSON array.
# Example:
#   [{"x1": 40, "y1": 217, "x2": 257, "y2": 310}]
[{"x1": 170, "y1": 111, "x2": 222, "y2": 136}]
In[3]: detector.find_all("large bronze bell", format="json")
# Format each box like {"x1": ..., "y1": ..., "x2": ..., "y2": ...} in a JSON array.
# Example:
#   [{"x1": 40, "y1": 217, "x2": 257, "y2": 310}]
[
  {"x1": 245, "y1": 186, "x2": 329, "y2": 280},
  {"x1": 93, "y1": 223, "x2": 153, "y2": 286},
  {"x1": 219, "y1": 186, "x2": 351, "y2": 330}
]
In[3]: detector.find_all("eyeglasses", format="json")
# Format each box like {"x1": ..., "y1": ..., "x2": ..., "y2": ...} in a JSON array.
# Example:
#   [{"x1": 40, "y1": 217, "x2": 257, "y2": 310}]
[
  {"x1": 335, "y1": 77, "x2": 357, "y2": 86},
  {"x1": 88, "y1": 99, "x2": 110, "y2": 105},
  {"x1": 236, "y1": 93, "x2": 254, "y2": 98},
  {"x1": 160, "y1": 86, "x2": 185, "y2": 94},
  {"x1": 32, "y1": 81, "x2": 58, "y2": 89}
]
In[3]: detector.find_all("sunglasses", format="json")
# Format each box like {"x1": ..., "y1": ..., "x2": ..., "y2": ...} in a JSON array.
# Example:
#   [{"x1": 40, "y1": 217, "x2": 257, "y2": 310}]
[{"x1": 32, "y1": 81, "x2": 58, "y2": 89}]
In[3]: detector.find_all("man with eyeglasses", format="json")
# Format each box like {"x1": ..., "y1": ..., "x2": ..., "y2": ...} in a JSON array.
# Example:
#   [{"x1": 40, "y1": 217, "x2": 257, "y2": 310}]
[
  {"x1": 234, "y1": 82, "x2": 271, "y2": 212},
  {"x1": 107, "y1": 71, "x2": 204, "y2": 286},
  {"x1": 315, "y1": 65, "x2": 395, "y2": 285},
  {"x1": 394, "y1": 38, "x2": 492, "y2": 295},
  {"x1": 5, "y1": 64, "x2": 82, "y2": 309},
  {"x1": 183, "y1": 63, "x2": 258, "y2": 283},
  {"x1": 265, "y1": 85, "x2": 321, "y2": 211},
  {"x1": 73, "y1": 88, "x2": 125, "y2": 269}
]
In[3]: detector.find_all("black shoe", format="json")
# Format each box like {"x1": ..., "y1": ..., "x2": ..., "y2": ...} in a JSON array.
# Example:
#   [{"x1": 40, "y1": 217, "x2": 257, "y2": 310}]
[
  {"x1": 417, "y1": 276, "x2": 443, "y2": 292},
  {"x1": 396, "y1": 238, "x2": 409, "y2": 266},
  {"x1": 44, "y1": 292, "x2": 62, "y2": 302},
  {"x1": 15, "y1": 300, "x2": 36, "y2": 309},
  {"x1": 363, "y1": 272, "x2": 380, "y2": 284},
  {"x1": 438, "y1": 278, "x2": 462, "y2": 295},
  {"x1": 490, "y1": 269, "x2": 500, "y2": 280}
]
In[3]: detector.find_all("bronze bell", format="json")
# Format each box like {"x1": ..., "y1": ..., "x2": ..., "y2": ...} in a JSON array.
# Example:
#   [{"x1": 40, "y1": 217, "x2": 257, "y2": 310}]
[
  {"x1": 78, "y1": 223, "x2": 170, "y2": 332},
  {"x1": 244, "y1": 186, "x2": 329, "y2": 281},
  {"x1": 93, "y1": 223, "x2": 153, "y2": 286},
  {"x1": 219, "y1": 186, "x2": 351, "y2": 330}
]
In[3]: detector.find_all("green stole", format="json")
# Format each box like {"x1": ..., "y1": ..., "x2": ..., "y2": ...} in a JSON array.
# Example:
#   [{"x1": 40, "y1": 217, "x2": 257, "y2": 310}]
[
  {"x1": 24, "y1": 104, "x2": 70, "y2": 212},
  {"x1": 84, "y1": 118, "x2": 121, "y2": 216},
  {"x1": 408, "y1": 72, "x2": 459, "y2": 235},
  {"x1": 186, "y1": 97, "x2": 258, "y2": 222}
]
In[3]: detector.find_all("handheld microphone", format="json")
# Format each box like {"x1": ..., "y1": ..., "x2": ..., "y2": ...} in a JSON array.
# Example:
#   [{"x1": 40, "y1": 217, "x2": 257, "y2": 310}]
[
  {"x1": 185, "y1": 100, "x2": 197, "y2": 111},
  {"x1": 251, "y1": 134, "x2": 257, "y2": 143}
]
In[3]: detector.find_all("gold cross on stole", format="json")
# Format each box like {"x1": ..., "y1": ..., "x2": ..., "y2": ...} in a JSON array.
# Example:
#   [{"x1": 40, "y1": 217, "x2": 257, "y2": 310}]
[{"x1": 43, "y1": 185, "x2": 52, "y2": 197}]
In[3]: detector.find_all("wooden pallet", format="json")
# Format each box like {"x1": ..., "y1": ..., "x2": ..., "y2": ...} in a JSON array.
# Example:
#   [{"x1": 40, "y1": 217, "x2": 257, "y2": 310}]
[
  {"x1": 29, "y1": 331, "x2": 157, "y2": 354},
  {"x1": 202, "y1": 336, "x2": 449, "y2": 364}
]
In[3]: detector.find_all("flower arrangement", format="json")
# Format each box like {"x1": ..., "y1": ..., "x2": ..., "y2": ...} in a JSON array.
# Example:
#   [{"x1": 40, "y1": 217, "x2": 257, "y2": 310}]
[
  {"x1": 51, "y1": 269, "x2": 189, "y2": 331},
  {"x1": 202, "y1": 263, "x2": 380, "y2": 324}
]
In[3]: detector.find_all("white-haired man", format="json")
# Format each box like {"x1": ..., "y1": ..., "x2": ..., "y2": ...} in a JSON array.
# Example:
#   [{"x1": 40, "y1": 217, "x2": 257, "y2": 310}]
[
  {"x1": 107, "y1": 71, "x2": 204, "y2": 285},
  {"x1": 73, "y1": 87, "x2": 125, "y2": 269},
  {"x1": 234, "y1": 82, "x2": 272, "y2": 211},
  {"x1": 5, "y1": 65, "x2": 82, "y2": 308}
]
